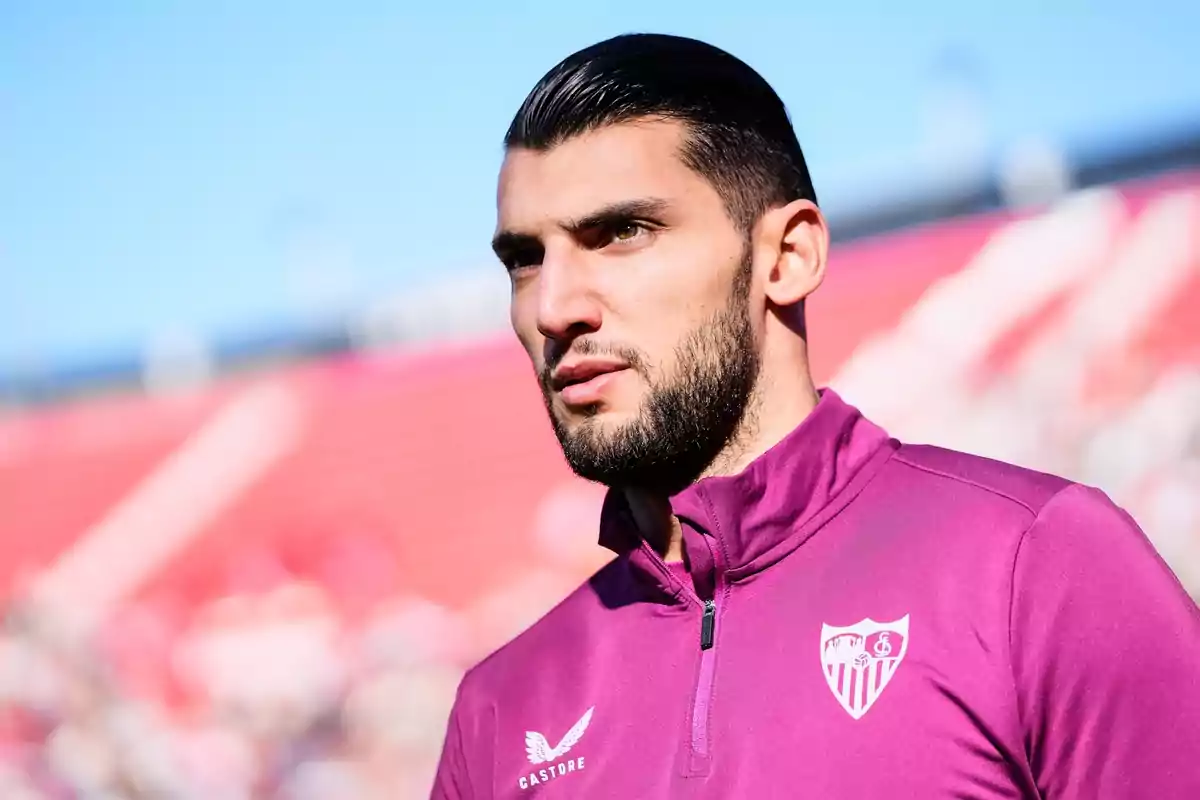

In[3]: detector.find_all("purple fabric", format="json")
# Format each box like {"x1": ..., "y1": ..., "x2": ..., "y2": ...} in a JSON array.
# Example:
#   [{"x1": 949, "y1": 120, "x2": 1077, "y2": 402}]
[{"x1": 431, "y1": 390, "x2": 1200, "y2": 798}]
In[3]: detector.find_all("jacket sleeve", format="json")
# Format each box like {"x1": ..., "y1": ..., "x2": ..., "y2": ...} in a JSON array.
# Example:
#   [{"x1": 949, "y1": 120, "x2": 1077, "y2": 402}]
[
  {"x1": 1009, "y1": 483, "x2": 1200, "y2": 798},
  {"x1": 429, "y1": 691, "x2": 475, "y2": 800}
]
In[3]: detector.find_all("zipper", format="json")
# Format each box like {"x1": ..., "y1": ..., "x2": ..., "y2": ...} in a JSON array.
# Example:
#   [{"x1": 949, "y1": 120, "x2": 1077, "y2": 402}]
[
  {"x1": 700, "y1": 599, "x2": 716, "y2": 650},
  {"x1": 688, "y1": 538, "x2": 725, "y2": 771},
  {"x1": 637, "y1": 527, "x2": 725, "y2": 773}
]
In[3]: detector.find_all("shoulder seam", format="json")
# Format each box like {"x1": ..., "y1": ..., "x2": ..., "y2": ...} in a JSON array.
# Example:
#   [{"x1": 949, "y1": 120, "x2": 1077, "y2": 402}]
[
  {"x1": 1005, "y1": 482, "x2": 1077, "y2": 758},
  {"x1": 892, "y1": 451, "x2": 1059, "y2": 517}
]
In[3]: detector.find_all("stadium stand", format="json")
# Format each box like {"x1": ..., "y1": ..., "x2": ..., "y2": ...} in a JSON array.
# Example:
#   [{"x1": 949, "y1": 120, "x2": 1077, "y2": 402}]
[{"x1": 0, "y1": 171, "x2": 1196, "y2": 797}]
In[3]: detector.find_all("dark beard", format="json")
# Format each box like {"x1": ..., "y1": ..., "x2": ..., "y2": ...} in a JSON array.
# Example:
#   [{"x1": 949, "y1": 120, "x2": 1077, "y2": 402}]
[{"x1": 539, "y1": 258, "x2": 759, "y2": 496}]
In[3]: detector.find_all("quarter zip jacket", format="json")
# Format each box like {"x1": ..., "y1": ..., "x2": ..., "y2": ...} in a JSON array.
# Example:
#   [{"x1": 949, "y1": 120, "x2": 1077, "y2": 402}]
[{"x1": 431, "y1": 390, "x2": 1200, "y2": 799}]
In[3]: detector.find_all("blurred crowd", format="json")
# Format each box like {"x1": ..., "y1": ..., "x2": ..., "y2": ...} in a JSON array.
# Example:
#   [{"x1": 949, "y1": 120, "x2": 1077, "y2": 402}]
[
  {"x1": 0, "y1": 486, "x2": 602, "y2": 800},
  {"x1": 0, "y1": 580, "x2": 465, "y2": 799}
]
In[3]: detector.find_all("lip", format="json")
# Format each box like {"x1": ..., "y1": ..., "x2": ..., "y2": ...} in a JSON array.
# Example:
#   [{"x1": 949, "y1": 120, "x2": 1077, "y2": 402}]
[
  {"x1": 551, "y1": 360, "x2": 629, "y2": 406},
  {"x1": 550, "y1": 359, "x2": 628, "y2": 390}
]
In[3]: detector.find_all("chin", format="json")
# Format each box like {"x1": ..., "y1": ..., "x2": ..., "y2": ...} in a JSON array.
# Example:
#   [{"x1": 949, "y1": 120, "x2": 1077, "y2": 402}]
[{"x1": 559, "y1": 404, "x2": 636, "y2": 430}]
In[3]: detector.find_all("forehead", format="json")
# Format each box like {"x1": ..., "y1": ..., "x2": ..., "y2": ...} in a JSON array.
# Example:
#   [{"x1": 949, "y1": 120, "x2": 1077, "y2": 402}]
[{"x1": 496, "y1": 120, "x2": 720, "y2": 230}]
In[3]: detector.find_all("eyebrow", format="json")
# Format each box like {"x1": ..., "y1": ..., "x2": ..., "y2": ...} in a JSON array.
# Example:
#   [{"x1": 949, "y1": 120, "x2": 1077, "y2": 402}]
[
  {"x1": 562, "y1": 197, "x2": 671, "y2": 235},
  {"x1": 492, "y1": 196, "x2": 672, "y2": 259}
]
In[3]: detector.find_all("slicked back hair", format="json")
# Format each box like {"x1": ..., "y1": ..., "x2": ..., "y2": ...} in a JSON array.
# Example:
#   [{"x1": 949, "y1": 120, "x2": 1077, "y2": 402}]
[{"x1": 504, "y1": 33, "x2": 817, "y2": 233}]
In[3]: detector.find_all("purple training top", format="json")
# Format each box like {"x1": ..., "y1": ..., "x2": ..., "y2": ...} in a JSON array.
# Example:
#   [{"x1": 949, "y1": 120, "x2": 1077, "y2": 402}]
[{"x1": 432, "y1": 390, "x2": 1200, "y2": 798}]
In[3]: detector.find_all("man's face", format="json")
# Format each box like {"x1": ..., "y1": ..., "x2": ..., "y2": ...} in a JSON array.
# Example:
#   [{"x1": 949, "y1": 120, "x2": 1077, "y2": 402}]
[{"x1": 494, "y1": 120, "x2": 760, "y2": 493}]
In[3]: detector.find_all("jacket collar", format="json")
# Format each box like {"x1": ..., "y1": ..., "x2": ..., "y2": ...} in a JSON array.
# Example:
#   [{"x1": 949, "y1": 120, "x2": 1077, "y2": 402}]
[{"x1": 598, "y1": 389, "x2": 896, "y2": 600}]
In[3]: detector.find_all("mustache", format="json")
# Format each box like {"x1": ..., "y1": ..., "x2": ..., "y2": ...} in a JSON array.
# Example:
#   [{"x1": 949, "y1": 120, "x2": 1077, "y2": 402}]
[{"x1": 539, "y1": 338, "x2": 651, "y2": 389}]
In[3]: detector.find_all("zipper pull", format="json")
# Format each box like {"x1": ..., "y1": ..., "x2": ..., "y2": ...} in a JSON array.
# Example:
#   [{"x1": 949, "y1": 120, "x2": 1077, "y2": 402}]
[{"x1": 700, "y1": 599, "x2": 716, "y2": 650}]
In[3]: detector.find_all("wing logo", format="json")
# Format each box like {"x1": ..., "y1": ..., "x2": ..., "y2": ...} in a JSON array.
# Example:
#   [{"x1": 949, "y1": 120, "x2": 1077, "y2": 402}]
[
  {"x1": 526, "y1": 706, "x2": 594, "y2": 764},
  {"x1": 519, "y1": 707, "x2": 594, "y2": 790}
]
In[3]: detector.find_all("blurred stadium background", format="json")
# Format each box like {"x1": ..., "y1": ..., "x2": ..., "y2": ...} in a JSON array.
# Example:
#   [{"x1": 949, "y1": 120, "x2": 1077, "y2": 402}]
[{"x1": 2, "y1": 4, "x2": 1199, "y2": 798}]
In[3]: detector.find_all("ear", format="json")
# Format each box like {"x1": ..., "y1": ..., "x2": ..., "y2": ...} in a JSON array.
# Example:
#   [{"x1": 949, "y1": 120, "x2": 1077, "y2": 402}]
[{"x1": 757, "y1": 199, "x2": 828, "y2": 307}]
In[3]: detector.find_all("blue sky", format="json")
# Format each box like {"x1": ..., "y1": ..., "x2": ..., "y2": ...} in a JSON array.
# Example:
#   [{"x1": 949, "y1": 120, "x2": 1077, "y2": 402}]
[{"x1": 3, "y1": 0, "x2": 1199, "y2": 372}]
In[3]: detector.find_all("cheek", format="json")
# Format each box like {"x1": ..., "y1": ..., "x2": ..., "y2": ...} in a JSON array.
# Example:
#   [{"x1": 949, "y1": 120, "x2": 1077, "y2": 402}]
[
  {"x1": 624, "y1": 274, "x2": 726, "y2": 358},
  {"x1": 509, "y1": 296, "x2": 544, "y2": 365},
  {"x1": 636, "y1": 232, "x2": 739, "y2": 315}
]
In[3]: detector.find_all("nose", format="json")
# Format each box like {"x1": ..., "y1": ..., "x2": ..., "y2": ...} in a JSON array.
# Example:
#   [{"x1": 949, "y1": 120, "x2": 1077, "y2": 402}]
[{"x1": 535, "y1": 250, "x2": 602, "y2": 342}]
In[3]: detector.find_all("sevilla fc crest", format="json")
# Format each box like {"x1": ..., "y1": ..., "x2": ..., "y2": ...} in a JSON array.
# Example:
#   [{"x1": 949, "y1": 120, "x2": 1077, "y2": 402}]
[{"x1": 820, "y1": 615, "x2": 909, "y2": 720}]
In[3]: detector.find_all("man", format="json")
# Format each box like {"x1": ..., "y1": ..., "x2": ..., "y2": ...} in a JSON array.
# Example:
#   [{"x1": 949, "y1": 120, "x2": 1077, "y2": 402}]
[{"x1": 431, "y1": 33, "x2": 1200, "y2": 799}]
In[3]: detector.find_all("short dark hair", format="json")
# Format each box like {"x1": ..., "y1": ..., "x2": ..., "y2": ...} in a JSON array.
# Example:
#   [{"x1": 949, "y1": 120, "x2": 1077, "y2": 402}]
[{"x1": 504, "y1": 33, "x2": 817, "y2": 232}]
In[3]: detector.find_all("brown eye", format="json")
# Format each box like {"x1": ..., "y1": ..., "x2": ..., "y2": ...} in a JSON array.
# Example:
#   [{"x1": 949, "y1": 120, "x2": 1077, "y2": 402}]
[
  {"x1": 611, "y1": 222, "x2": 646, "y2": 242},
  {"x1": 578, "y1": 219, "x2": 654, "y2": 250}
]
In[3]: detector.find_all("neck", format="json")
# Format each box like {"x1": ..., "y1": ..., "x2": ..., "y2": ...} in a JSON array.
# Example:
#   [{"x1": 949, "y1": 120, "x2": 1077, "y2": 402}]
[
  {"x1": 625, "y1": 356, "x2": 820, "y2": 562},
  {"x1": 702, "y1": 369, "x2": 819, "y2": 481}
]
